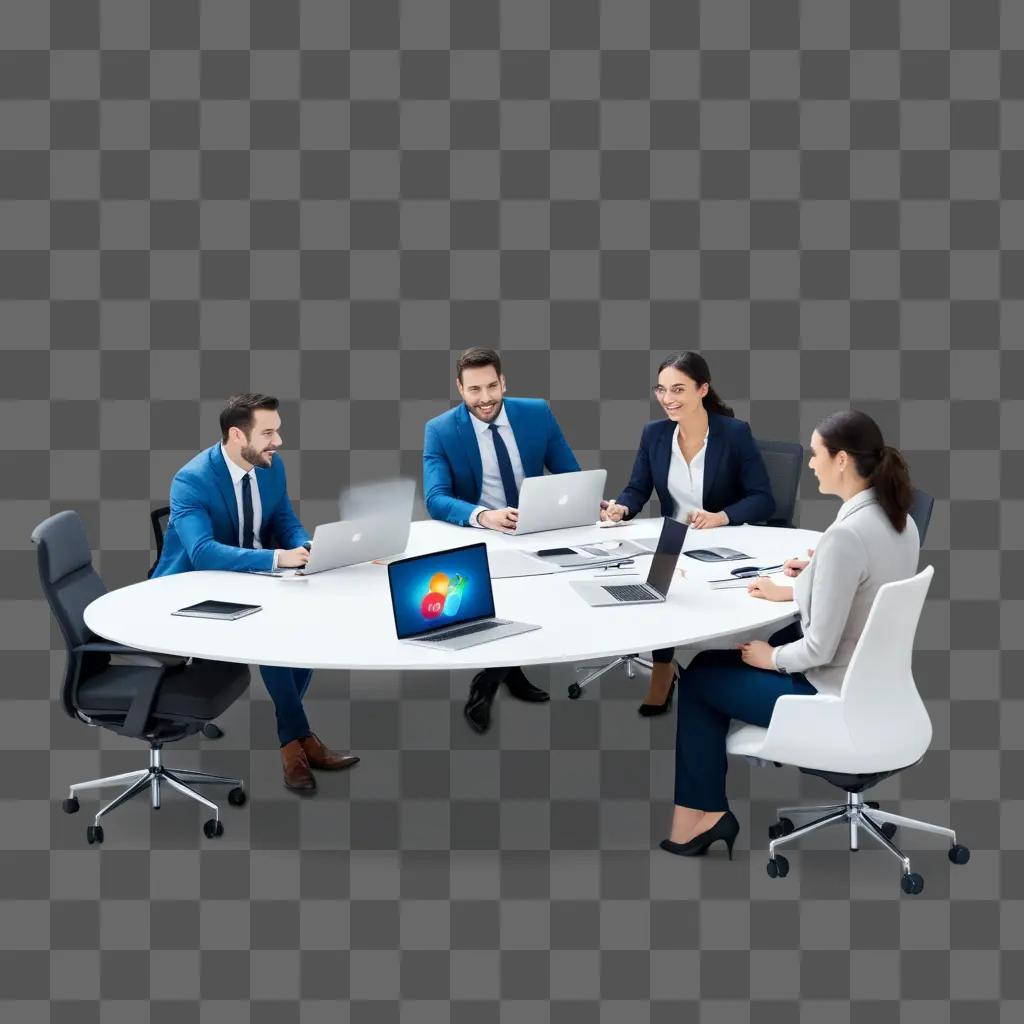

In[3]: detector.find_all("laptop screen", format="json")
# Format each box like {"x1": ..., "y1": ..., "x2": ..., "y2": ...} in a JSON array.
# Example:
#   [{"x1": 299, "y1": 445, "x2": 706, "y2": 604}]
[
  {"x1": 648, "y1": 517, "x2": 688, "y2": 596},
  {"x1": 388, "y1": 543, "x2": 495, "y2": 639}
]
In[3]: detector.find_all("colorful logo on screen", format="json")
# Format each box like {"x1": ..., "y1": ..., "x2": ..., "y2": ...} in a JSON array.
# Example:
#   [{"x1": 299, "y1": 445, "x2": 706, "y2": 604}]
[{"x1": 420, "y1": 571, "x2": 467, "y2": 620}]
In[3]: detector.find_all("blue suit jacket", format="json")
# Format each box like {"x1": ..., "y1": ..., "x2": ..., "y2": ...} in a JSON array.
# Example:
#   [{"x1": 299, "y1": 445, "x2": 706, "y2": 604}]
[
  {"x1": 616, "y1": 413, "x2": 775, "y2": 525},
  {"x1": 151, "y1": 444, "x2": 310, "y2": 576},
  {"x1": 423, "y1": 397, "x2": 581, "y2": 526}
]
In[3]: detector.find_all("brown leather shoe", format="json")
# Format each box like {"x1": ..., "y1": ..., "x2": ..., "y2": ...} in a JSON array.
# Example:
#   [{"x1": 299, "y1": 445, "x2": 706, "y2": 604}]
[
  {"x1": 299, "y1": 733, "x2": 360, "y2": 771},
  {"x1": 281, "y1": 739, "x2": 316, "y2": 793}
]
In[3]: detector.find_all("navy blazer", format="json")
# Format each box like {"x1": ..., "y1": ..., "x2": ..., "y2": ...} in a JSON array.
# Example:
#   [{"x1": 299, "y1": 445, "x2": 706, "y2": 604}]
[
  {"x1": 616, "y1": 413, "x2": 775, "y2": 525},
  {"x1": 423, "y1": 397, "x2": 580, "y2": 526}
]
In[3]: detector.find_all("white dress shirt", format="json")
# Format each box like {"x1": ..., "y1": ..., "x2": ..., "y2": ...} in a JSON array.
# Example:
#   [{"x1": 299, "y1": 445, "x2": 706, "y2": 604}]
[
  {"x1": 221, "y1": 446, "x2": 278, "y2": 568},
  {"x1": 468, "y1": 404, "x2": 526, "y2": 527},
  {"x1": 666, "y1": 425, "x2": 709, "y2": 522}
]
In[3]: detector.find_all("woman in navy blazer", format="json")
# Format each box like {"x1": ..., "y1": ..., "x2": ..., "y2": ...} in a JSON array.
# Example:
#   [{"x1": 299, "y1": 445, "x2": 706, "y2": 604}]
[{"x1": 602, "y1": 352, "x2": 775, "y2": 715}]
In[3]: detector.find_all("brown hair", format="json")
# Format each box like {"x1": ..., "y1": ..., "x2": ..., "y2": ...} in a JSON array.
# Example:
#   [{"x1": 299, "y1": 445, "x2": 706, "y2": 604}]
[
  {"x1": 657, "y1": 352, "x2": 734, "y2": 417},
  {"x1": 456, "y1": 347, "x2": 502, "y2": 382},
  {"x1": 219, "y1": 393, "x2": 279, "y2": 442},
  {"x1": 816, "y1": 409, "x2": 913, "y2": 532}
]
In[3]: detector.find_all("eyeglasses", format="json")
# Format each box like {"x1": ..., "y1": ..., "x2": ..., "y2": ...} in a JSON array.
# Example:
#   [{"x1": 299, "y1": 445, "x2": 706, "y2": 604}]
[{"x1": 652, "y1": 385, "x2": 687, "y2": 398}]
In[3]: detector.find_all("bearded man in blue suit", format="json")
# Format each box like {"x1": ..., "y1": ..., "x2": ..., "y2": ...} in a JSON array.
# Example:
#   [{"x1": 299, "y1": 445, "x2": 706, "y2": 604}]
[
  {"x1": 152, "y1": 393, "x2": 359, "y2": 794},
  {"x1": 423, "y1": 347, "x2": 581, "y2": 733}
]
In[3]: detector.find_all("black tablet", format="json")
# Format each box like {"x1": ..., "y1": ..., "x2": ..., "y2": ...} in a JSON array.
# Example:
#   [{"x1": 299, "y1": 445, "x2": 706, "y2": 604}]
[
  {"x1": 683, "y1": 547, "x2": 750, "y2": 563},
  {"x1": 172, "y1": 601, "x2": 262, "y2": 621}
]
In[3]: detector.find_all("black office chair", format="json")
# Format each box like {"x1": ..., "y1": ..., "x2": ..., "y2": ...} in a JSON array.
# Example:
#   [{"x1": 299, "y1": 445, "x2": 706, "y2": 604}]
[
  {"x1": 756, "y1": 439, "x2": 804, "y2": 527},
  {"x1": 909, "y1": 488, "x2": 934, "y2": 545},
  {"x1": 32, "y1": 511, "x2": 250, "y2": 845},
  {"x1": 147, "y1": 505, "x2": 170, "y2": 579}
]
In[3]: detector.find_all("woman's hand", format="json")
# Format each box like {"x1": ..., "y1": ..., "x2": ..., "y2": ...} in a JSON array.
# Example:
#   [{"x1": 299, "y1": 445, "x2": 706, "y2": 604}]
[
  {"x1": 688, "y1": 509, "x2": 729, "y2": 529},
  {"x1": 738, "y1": 639, "x2": 776, "y2": 670},
  {"x1": 747, "y1": 578, "x2": 793, "y2": 602},
  {"x1": 784, "y1": 548, "x2": 814, "y2": 577},
  {"x1": 601, "y1": 500, "x2": 628, "y2": 523}
]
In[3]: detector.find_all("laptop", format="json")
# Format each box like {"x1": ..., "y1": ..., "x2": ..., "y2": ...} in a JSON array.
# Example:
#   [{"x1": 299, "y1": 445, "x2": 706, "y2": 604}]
[
  {"x1": 512, "y1": 469, "x2": 608, "y2": 535},
  {"x1": 570, "y1": 517, "x2": 688, "y2": 606},
  {"x1": 261, "y1": 479, "x2": 415, "y2": 576},
  {"x1": 388, "y1": 542, "x2": 540, "y2": 651}
]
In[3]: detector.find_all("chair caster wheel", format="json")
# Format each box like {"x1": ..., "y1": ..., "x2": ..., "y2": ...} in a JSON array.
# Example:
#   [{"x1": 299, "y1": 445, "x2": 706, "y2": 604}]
[
  {"x1": 203, "y1": 723, "x2": 224, "y2": 739},
  {"x1": 766, "y1": 855, "x2": 789, "y2": 879},
  {"x1": 901, "y1": 872, "x2": 924, "y2": 895},
  {"x1": 949, "y1": 844, "x2": 970, "y2": 865},
  {"x1": 880, "y1": 822, "x2": 897, "y2": 840},
  {"x1": 227, "y1": 787, "x2": 247, "y2": 807},
  {"x1": 86, "y1": 825, "x2": 103, "y2": 845},
  {"x1": 567, "y1": 683, "x2": 582, "y2": 700},
  {"x1": 768, "y1": 817, "x2": 794, "y2": 841},
  {"x1": 203, "y1": 818, "x2": 224, "y2": 839},
  {"x1": 866, "y1": 801, "x2": 880, "y2": 809},
  {"x1": 63, "y1": 797, "x2": 80, "y2": 814}
]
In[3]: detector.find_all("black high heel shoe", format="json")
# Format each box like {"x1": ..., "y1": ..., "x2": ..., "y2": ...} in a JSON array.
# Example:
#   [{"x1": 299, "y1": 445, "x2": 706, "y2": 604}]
[
  {"x1": 638, "y1": 673, "x2": 677, "y2": 717},
  {"x1": 660, "y1": 811, "x2": 740, "y2": 859}
]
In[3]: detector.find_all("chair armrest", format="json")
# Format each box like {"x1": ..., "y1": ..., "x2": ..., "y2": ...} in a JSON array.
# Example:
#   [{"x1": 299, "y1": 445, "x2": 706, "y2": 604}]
[
  {"x1": 74, "y1": 641, "x2": 150, "y2": 656},
  {"x1": 73, "y1": 642, "x2": 186, "y2": 669},
  {"x1": 758, "y1": 693, "x2": 849, "y2": 760}
]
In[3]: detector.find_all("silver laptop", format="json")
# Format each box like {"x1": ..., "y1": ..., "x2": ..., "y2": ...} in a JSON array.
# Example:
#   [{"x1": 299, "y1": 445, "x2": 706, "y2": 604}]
[
  {"x1": 263, "y1": 479, "x2": 414, "y2": 576},
  {"x1": 389, "y1": 542, "x2": 539, "y2": 651},
  {"x1": 570, "y1": 518, "x2": 687, "y2": 606},
  {"x1": 512, "y1": 469, "x2": 608, "y2": 535}
]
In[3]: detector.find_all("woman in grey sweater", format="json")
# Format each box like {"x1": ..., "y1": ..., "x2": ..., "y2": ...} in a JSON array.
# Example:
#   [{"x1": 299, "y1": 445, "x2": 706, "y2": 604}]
[{"x1": 661, "y1": 410, "x2": 920, "y2": 858}]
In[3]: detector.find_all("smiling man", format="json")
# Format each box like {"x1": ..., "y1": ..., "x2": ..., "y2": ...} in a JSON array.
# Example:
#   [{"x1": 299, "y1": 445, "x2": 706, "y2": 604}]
[
  {"x1": 422, "y1": 348, "x2": 581, "y2": 732},
  {"x1": 151, "y1": 393, "x2": 359, "y2": 794}
]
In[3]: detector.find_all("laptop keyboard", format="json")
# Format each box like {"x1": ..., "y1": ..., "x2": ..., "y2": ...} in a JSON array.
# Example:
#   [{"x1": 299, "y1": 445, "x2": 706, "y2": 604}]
[
  {"x1": 602, "y1": 584, "x2": 656, "y2": 602},
  {"x1": 418, "y1": 620, "x2": 502, "y2": 642}
]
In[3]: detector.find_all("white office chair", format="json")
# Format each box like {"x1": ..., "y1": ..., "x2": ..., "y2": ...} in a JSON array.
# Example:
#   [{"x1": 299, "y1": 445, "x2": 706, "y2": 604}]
[{"x1": 726, "y1": 566, "x2": 970, "y2": 895}]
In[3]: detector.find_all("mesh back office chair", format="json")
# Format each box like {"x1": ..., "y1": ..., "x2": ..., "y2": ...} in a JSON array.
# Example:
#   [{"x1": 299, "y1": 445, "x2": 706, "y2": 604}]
[
  {"x1": 908, "y1": 488, "x2": 934, "y2": 545},
  {"x1": 147, "y1": 505, "x2": 170, "y2": 579},
  {"x1": 567, "y1": 437, "x2": 804, "y2": 700},
  {"x1": 727, "y1": 566, "x2": 970, "y2": 895},
  {"x1": 33, "y1": 511, "x2": 250, "y2": 845},
  {"x1": 148, "y1": 504, "x2": 225, "y2": 739},
  {"x1": 756, "y1": 440, "x2": 804, "y2": 527}
]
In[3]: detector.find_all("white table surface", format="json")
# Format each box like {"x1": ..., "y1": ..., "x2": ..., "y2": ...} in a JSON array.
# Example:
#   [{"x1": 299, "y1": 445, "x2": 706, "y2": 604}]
[{"x1": 84, "y1": 519, "x2": 821, "y2": 672}]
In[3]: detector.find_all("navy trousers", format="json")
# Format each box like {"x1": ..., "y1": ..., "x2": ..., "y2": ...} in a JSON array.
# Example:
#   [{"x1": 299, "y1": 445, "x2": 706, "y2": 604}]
[
  {"x1": 674, "y1": 623, "x2": 814, "y2": 811},
  {"x1": 259, "y1": 665, "x2": 314, "y2": 746}
]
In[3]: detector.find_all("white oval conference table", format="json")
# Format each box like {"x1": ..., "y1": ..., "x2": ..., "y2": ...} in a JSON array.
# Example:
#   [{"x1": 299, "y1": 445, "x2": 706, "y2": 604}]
[{"x1": 84, "y1": 519, "x2": 821, "y2": 673}]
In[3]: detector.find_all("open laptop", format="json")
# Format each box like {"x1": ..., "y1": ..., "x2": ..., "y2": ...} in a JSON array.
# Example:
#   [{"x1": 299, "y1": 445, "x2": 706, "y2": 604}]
[
  {"x1": 570, "y1": 517, "x2": 688, "y2": 606},
  {"x1": 388, "y1": 542, "x2": 540, "y2": 651},
  {"x1": 261, "y1": 479, "x2": 415, "y2": 576},
  {"x1": 512, "y1": 469, "x2": 607, "y2": 535}
]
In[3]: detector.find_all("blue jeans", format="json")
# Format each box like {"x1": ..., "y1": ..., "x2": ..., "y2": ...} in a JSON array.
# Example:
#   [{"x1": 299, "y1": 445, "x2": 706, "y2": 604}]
[
  {"x1": 674, "y1": 623, "x2": 814, "y2": 811},
  {"x1": 259, "y1": 665, "x2": 314, "y2": 746}
]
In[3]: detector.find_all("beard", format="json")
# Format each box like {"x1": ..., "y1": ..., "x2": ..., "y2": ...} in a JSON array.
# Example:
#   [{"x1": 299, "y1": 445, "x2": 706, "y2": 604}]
[
  {"x1": 241, "y1": 442, "x2": 275, "y2": 467},
  {"x1": 468, "y1": 395, "x2": 503, "y2": 422}
]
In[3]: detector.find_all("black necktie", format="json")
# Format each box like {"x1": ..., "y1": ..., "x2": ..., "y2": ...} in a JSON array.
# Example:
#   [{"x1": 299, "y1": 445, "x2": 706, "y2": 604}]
[
  {"x1": 488, "y1": 423, "x2": 519, "y2": 508},
  {"x1": 241, "y1": 472, "x2": 255, "y2": 549}
]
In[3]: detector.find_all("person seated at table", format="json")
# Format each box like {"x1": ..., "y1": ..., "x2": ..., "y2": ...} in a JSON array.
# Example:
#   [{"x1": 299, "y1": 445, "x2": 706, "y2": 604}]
[
  {"x1": 661, "y1": 410, "x2": 919, "y2": 858},
  {"x1": 423, "y1": 346, "x2": 581, "y2": 733},
  {"x1": 151, "y1": 393, "x2": 359, "y2": 795},
  {"x1": 601, "y1": 352, "x2": 774, "y2": 716}
]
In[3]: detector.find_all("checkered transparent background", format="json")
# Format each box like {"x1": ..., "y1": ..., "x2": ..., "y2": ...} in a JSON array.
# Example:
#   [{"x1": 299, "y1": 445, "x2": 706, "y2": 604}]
[{"x1": 1, "y1": 1, "x2": 1023, "y2": 1020}]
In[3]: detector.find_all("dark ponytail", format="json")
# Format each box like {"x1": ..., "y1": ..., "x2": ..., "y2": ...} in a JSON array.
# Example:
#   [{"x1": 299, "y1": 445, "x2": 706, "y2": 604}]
[
  {"x1": 657, "y1": 351, "x2": 735, "y2": 418},
  {"x1": 816, "y1": 410, "x2": 913, "y2": 532}
]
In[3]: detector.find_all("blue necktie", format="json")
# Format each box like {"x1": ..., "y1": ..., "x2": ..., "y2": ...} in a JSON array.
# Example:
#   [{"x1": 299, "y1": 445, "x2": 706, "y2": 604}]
[
  {"x1": 241, "y1": 472, "x2": 255, "y2": 548},
  {"x1": 488, "y1": 423, "x2": 519, "y2": 508}
]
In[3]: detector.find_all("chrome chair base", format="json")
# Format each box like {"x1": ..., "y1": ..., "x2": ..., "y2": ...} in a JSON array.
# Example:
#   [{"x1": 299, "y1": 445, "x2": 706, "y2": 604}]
[
  {"x1": 568, "y1": 654, "x2": 653, "y2": 698},
  {"x1": 66, "y1": 746, "x2": 243, "y2": 829},
  {"x1": 767, "y1": 792, "x2": 967, "y2": 894}
]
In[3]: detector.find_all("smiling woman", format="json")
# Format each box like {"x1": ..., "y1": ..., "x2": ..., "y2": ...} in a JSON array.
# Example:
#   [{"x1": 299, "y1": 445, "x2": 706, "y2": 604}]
[{"x1": 601, "y1": 351, "x2": 776, "y2": 713}]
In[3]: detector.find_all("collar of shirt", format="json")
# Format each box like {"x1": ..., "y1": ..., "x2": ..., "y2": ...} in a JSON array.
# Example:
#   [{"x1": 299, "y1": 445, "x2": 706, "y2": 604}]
[
  {"x1": 837, "y1": 486, "x2": 877, "y2": 521},
  {"x1": 470, "y1": 404, "x2": 511, "y2": 438},
  {"x1": 220, "y1": 445, "x2": 254, "y2": 485},
  {"x1": 670, "y1": 424, "x2": 709, "y2": 459}
]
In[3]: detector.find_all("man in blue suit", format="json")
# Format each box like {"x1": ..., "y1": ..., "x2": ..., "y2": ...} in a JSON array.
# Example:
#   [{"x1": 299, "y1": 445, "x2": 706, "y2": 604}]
[
  {"x1": 152, "y1": 394, "x2": 359, "y2": 793},
  {"x1": 423, "y1": 347, "x2": 581, "y2": 732}
]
